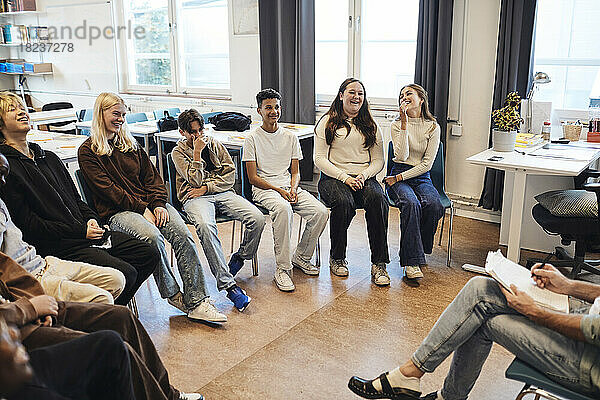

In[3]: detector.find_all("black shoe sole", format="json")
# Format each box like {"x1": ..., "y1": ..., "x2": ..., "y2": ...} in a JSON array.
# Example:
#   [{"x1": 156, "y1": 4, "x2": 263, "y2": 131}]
[{"x1": 347, "y1": 380, "x2": 421, "y2": 399}]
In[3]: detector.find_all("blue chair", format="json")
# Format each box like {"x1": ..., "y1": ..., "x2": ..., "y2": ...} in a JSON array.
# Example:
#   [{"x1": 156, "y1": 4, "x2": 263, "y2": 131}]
[
  {"x1": 201, "y1": 111, "x2": 223, "y2": 121},
  {"x1": 77, "y1": 108, "x2": 93, "y2": 136},
  {"x1": 74, "y1": 169, "x2": 139, "y2": 318},
  {"x1": 126, "y1": 112, "x2": 148, "y2": 124},
  {"x1": 241, "y1": 159, "x2": 321, "y2": 267},
  {"x1": 386, "y1": 141, "x2": 454, "y2": 267},
  {"x1": 166, "y1": 153, "x2": 258, "y2": 276},
  {"x1": 505, "y1": 358, "x2": 595, "y2": 400},
  {"x1": 153, "y1": 108, "x2": 180, "y2": 120}
]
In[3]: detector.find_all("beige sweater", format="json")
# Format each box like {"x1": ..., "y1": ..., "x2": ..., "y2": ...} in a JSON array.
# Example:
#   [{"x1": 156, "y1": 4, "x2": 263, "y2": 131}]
[
  {"x1": 171, "y1": 136, "x2": 235, "y2": 203},
  {"x1": 391, "y1": 117, "x2": 440, "y2": 180},
  {"x1": 314, "y1": 115, "x2": 384, "y2": 182}
]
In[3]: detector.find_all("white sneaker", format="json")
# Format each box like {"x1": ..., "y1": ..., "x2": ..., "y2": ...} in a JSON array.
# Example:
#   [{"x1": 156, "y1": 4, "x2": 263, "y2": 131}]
[
  {"x1": 179, "y1": 393, "x2": 204, "y2": 400},
  {"x1": 274, "y1": 268, "x2": 295, "y2": 291},
  {"x1": 405, "y1": 265, "x2": 424, "y2": 279},
  {"x1": 292, "y1": 256, "x2": 320, "y2": 276},
  {"x1": 371, "y1": 263, "x2": 391, "y2": 286},
  {"x1": 167, "y1": 292, "x2": 187, "y2": 313},
  {"x1": 187, "y1": 298, "x2": 227, "y2": 323}
]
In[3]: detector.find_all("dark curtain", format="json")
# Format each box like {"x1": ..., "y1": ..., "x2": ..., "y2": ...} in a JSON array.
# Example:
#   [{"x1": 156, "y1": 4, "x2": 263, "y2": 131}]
[
  {"x1": 478, "y1": 0, "x2": 537, "y2": 210},
  {"x1": 414, "y1": 0, "x2": 454, "y2": 147},
  {"x1": 258, "y1": 0, "x2": 315, "y2": 125}
]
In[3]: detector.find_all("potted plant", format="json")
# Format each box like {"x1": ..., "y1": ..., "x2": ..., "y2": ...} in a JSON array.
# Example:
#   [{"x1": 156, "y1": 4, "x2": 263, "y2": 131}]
[{"x1": 491, "y1": 91, "x2": 523, "y2": 152}]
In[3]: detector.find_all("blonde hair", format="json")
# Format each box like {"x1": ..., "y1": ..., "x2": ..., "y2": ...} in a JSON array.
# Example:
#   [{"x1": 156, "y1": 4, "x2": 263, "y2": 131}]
[
  {"x1": 0, "y1": 91, "x2": 27, "y2": 141},
  {"x1": 90, "y1": 92, "x2": 137, "y2": 156}
]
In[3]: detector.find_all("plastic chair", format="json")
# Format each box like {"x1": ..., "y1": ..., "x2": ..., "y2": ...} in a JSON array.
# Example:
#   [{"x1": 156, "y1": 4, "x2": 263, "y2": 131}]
[
  {"x1": 241, "y1": 159, "x2": 321, "y2": 267},
  {"x1": 77, "y1": 108, "x2": 93, "y2": 136},
  {"x1": 126, "y1": 112, "x2": 148, "y2": 124},
  {"x1": 505, "y1": 358, "x2": 596, "y2": 400},
  {"x1": 201, "y1": 111, "x2": 223, "y2": 121},
  {"x1": 386, "y1": 141, "x2": 454, "y2": 267},
  {"x1": 153, "y1": 108, "x2": 180, "y2": 120},
  {"x1": 74, "y1": 169, "x2": 139, "y2": 318},
  {"x1": 166, "y1": 153, "x2": 258, "y2": 276}
]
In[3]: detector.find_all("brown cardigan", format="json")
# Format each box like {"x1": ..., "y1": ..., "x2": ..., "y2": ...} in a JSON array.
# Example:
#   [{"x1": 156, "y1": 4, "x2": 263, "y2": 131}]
[
  {"x1": 0, "y1": 252, "x2": 45, "y2": 340},
  {"x1": 78, "y1": 138, "x2": 168, "y2": 220}
]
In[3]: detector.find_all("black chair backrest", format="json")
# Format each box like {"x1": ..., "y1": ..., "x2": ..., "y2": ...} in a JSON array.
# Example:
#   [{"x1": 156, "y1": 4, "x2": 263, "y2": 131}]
[
  {"x1": 74, "y1": 169, "x2": 97, "y2": 212},
  {"x1": 166, "y1": 153, "x2": 184, "y2": 212},
  {"x1": 241, "y1": 160, "x2": 252, "y2": 202},
  {"x1": 42, "y1": 102, "x2": 73, "y2": 112}
]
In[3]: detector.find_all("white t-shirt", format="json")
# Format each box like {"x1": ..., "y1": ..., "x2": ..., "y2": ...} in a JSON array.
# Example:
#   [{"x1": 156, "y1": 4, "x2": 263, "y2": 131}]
[{"x1": 242, "y1": 126, "x2": 303, "y2": 188}]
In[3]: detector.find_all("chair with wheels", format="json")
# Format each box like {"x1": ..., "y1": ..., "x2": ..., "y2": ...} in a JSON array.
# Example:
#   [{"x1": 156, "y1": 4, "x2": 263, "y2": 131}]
[
  {"x1": 505, "y1": 358, "x2": 596, "y2": 400},
  {"x1": 166, "y1": 153, "x2": 258, "y2": 276},
  {"x1": 385, "y1": 141, "x2": 454, "y2": 267},
  {"x1": 74, "y1": 169, "x2": 140, "y2": 318}
]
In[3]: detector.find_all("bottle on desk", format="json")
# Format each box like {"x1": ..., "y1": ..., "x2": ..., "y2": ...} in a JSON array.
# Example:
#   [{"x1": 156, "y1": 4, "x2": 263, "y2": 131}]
[
  {"x1": 541, "y1": 121, "x2": 551, "y2": 141},
  {"x1": 588, "y1": 106, "x2": 600, "y2": 142}
]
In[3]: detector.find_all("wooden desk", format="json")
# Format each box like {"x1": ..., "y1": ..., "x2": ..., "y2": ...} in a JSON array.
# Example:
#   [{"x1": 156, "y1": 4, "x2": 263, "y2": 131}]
[
  {"x1": 467, "y1": 142, "x2": 600, "y2": 262},
  {"x1": 29, "y1": 109, "x2": 77, "y2": 129},
  {"x1": 27, "y1": 129, "x2": 88, "y2": 164}
]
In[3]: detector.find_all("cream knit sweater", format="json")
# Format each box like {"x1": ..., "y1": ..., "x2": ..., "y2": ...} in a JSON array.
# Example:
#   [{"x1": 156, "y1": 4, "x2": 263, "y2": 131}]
[
  {"x1": 314, "y1": 115, "x2": 384, "y2": 182},
  {"x1": 391, "y1": 117, "x2": 440, "y2": 181}
]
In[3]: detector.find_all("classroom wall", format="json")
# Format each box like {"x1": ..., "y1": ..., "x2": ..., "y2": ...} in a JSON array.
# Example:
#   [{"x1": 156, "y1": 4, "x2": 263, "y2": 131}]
[{"x1": 3, "y1": 0, "x2": 503, "y2": 201}]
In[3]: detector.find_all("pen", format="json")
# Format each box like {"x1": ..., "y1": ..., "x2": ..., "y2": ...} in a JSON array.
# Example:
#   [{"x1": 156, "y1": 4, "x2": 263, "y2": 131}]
[{"x1": 532, "y1": 253, "x2": 553, "y2": 278}]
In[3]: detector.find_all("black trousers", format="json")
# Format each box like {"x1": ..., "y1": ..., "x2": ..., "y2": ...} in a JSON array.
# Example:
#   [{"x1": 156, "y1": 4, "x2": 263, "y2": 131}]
[
  {"x1": 57, "y1": 231, "x2": 158, "y2": 305},
  {"x1": 10, "y1": 330, "x2": 135, "y2": 400},
  {"x1": 318, "y1": 174, "x2": 390, "y2": 264}
]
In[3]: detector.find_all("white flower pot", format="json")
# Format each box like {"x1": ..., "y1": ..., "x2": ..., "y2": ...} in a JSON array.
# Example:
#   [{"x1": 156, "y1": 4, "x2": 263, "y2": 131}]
[{"x1": 492, "y1": 129, "x2": 517, "y2": 152}]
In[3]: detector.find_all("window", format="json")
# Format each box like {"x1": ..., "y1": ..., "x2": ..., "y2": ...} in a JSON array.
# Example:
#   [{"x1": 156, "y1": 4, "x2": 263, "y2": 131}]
[
  {"x1": 533, "y1": 0, "x2": 600, "y2": 109},
  {"x1": 122, "y1": 0, "x2": 231, "y2": 94},
  {"x1": 315, "y1": 0, "x2": 420, "y2": 104}
]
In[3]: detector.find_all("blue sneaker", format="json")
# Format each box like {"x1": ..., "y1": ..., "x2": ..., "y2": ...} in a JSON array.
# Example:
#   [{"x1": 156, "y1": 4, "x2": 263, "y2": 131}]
[
  {"x1": 228, "y1": 253, "x2": 245, "y2": 276},
  {"x1": 227, "y1": 285, "x2": 251, "y2": 312}
]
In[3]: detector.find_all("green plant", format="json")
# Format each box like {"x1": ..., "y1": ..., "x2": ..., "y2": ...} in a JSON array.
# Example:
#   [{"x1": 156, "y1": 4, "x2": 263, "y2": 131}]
[{"x1": 492, "y1": 91, "x2": 523, "y2": 132}]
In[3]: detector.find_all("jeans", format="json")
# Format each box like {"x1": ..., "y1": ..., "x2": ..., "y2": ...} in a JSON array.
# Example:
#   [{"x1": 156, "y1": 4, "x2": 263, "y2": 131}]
[
  {"x1": 62, "y1": 231, "x2": 158, "y2": 306},
  {"x1": 387, "y1": 162, "x2": 444, "y2": 266},
  {"x1": 252, "y1": 187, "x2": 328, "y2": 271},
  {"x1": 12, "y1": 331, "x2": 135, "y2": 400},
  {"x1": 38, "y1": 256, "x2": 125, "y2": 305},
  {"x1": 109, "y1": 203, "x2": 208, "y2": 310},
  {"x1": 411, "y1": 277, "x2": 597, "y2": 400},
  {"x1": 318, "y1": 174, "x2": 389, "y2": 265},
  {"x1": 184, "y1": 190, "x2": 266, "y2": 291}
]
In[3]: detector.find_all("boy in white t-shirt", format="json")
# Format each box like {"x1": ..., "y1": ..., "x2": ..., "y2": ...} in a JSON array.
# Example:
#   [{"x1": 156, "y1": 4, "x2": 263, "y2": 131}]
[{"x1": 242, "y1": 89, "x2": 329, "y2": 292}]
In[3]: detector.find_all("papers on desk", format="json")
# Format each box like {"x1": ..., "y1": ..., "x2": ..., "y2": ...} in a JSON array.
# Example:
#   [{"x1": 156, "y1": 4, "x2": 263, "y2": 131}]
[
  {"x1": 529, "y1": 144, "x2": 598, "y2": 161},
  {"x1": 515, "y1": 133, "x2": 544, "y2": 148},
  {"x1": 485, "y1": 250, "x2": 569, "y2": 313}
]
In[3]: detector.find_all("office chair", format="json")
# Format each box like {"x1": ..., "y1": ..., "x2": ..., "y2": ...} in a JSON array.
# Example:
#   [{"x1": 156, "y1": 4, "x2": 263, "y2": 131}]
[
  {"x1": 385, "y1": 141, "x2": 454, "y2": 267},
  {"x1": 529, "y1": 169, "x2": 600, "y2": 278},
  {"x1": 505, "y1": 358, "x2": 595, "y2": 400},
  {"x1": 74, "y1": 169, "x2": 140, "y2": 318},
  {"x1": 241, "y1": 160, "x2": 321, "y2": 268},
  {"x1": 166, "y1": 153, "x2": 258, "y2": 276},
  {"x1": 41, "y1": 102, "x2": 77, "y2": 134}
]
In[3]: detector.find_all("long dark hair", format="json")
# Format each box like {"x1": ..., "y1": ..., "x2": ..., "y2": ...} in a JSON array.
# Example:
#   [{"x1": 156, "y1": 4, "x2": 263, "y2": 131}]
[
  {"x1": 399, "y1": 84, "x2": 436, "y2": 121},
  {"x1": 324, "y1": 78, "x2": 377, "y2": 148}
]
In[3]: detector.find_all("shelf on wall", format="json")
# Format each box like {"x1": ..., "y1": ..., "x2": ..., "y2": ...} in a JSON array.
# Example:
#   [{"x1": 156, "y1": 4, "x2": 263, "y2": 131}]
[
  {"x1": 0, "y1": 11, "x2": 43, "y2": 17},
  {"x1": 1, "y1": 71, "x2": 51, "y2": 76}
]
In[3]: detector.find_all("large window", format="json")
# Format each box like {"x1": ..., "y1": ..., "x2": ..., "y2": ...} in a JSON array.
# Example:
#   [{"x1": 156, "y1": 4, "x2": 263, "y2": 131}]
[
  {"x1": 533, "y1": 0, "x2": 600, "y2": 109},
  {"x1": 315, "y1": 0, "x2": 419, "y2": 104},
  {"x1": 123, "y1": 0, "x2": 230, "y2": 94}
]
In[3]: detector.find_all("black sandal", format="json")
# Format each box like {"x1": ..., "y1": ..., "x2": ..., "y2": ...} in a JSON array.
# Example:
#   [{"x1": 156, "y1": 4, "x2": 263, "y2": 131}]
[{"x1": 348, "y1": 372, "x2": 421, "y2": 399}]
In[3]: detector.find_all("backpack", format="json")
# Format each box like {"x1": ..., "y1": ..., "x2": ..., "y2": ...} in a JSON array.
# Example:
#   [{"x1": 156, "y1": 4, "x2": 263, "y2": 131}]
[
  {"x1": 208, "y1": 112, "x2": 252, "y2": 132},
  {"x1": 157, "y1": 111, "x2": 179, "y2": 132}
]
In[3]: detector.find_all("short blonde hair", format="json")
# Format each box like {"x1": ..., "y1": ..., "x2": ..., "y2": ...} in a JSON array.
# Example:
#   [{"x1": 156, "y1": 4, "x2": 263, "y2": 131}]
[
  {"x1": 0, "y1": 91, "x2": 27, "y2": 141},
  {"x1": 90, "y1": 92, "x2": 137, "y2": 156}
]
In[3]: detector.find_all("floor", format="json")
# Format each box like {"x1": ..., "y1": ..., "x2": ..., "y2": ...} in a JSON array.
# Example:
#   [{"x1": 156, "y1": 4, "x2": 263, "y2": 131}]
[{"x1": 135, "y1": 210, "x2": 537, "y2": 399}]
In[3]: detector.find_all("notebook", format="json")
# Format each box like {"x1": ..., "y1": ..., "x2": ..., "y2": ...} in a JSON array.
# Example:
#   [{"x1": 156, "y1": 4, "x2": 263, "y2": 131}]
[{"x1": 485, "y1": 250, "x2": 569, "y2": 313}]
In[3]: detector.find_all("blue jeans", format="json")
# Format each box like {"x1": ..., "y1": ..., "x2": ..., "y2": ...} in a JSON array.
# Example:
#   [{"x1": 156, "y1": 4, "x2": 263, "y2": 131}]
[
  {"x1": 387, "y1": 162, "x2": 444, "y2": 266},
  {"x1": 109, "y1": 203, "x2": 208, "y2": 310},
  {"x1": 183, "y1": 190, "x2": 266, "y2": 291},
  {"x1": 412, "y1": 277, "x2": 597, "y2": 399}
]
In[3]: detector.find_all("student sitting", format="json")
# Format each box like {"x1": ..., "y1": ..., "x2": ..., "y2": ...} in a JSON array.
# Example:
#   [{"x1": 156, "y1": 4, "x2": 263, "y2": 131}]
[
  {"x1": 0, "y1": 251, "x2": 203, "y2": 400},
  {"x1": 242, "y1": 89, "x2": 328, "y2": 292},
  {"x1": 384, "y1": 84, "x2": 444, "y2": 281},
  {"x1": 0, "y1": 92, "x2": 154, "y2": 306},
  {"x1": 314, "y1": 78, "x2": 390, "y2": 285},
  {"x1": 78, "y1": 92, "x2": 226, "y2": 323},
  {"x1": 172, "y1": 109, "x2": 265, "y2": 311},
  {"x1": 348, "y1": 267, "x2": 600, "y2": 399},
  {"x1": 0, "y1": 317, "x2": 136, "y2": 400}
]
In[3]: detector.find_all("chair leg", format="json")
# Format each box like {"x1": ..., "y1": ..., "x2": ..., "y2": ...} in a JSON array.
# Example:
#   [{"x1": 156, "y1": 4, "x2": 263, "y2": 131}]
[
  {"x1": 447, "y1": 205, "x2": 454, "y2": 268},
  {"x1": 438, "y1": 212, "x2": 446, "y2": 246},
  {"x1": 128, "y1": 297, "x2": 139, "y2": 319},
  {"x1": 239, "y1": 222, "x2": 243, "y2": 249},
  {"x1": 297, "y1": 216, "x2": 303, "y2": 244},
  {"x1": 230, "y1": 220, "x2": 236, "y2": 254},
  {"x1": 251, "y1": 255, "x2": 259, "y2": 276},
  {"x1": 315, "y1": 237, "x2": 321, "y2": 268}
]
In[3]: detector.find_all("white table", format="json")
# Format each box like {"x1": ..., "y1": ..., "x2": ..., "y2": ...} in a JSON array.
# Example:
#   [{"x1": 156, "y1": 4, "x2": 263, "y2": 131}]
[
  {"x1": 29, "y1": 109, "x2": 77, "y2": 129},
  {"x1": 467, "y1": 142, "x2": 600, "y2": 262},
  {"x1": 75, "y1": 120, "x2": 159, "y2": 154},
  {"x1": 27, "y1": 129, "x2": 88, "y2": 164},
  {"x1": 154, "y1": 122, "x2": 316, "y2": 180}
]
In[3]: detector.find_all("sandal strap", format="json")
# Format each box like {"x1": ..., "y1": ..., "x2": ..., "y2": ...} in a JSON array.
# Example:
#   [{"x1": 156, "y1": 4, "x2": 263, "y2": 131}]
[{"x1": 378, "y1": 373, "x2": 395, "y2": 395}]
